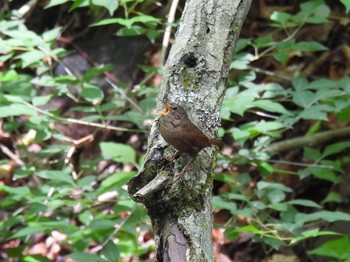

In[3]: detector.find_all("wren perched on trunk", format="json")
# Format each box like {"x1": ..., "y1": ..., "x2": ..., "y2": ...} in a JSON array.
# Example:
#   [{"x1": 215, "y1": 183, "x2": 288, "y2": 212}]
[{"x1": 159, "y1": 101, "x2": 220, "y2": 177}]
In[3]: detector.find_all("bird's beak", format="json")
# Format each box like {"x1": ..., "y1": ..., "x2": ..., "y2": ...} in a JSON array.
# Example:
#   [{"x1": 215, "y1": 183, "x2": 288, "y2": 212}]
[{"x1": 160, "y1": 101, "x2": 171, "y2": 116}]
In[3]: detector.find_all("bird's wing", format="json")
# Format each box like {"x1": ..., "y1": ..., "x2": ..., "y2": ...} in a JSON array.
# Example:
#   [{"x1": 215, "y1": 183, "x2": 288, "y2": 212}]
[{"x1": 180, "y1": 120, "x2": 210, "y2": 148}]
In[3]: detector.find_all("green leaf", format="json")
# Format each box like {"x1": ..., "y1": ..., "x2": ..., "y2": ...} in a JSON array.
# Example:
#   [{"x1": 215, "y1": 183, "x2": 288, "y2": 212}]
[
  {"x1": 0, "y1": 185, "x2": 31, "y2": 196},
  {"x1": 294, "y1": 41, "x2": 328, "y2": 52},
  {"x1": 16, "y1": 50, "x2": 46, "y2": 67},
  {"x1": 69, "y1": 0, "x2": 89, "y2": 10},
  {"x1": 267, "y1": 189, "x2": 286, "y2": 204},
  {"x1": 30, "y1": 221, "x2": 78, "y2": 234},
  {"x1": 23, "y1": 255, "x2": 51, "y2": 262},
  {"x1": 36, "y1": 170, "x2": 76, "y2": 187},
  {"x1": 66, "y1": 252, "x2": 105, "y2": 262},
  {"x1": 92, "y1": 18, "x2": 131, "y2": 27},
  {"x1": 287, "y1": 199, "x2": 321, "y2": 208},
  {"x1": 83, "y1": 64, "x2": 113, "y2": 82},
  {"x1": 257, "y1": 181, "x2": 293, "y2": 192},
  {"x1": 257, "y1": 161, "x2": 274, "y2": 174},
  {"x1": 227, "y1": 193, "x2": 248, "y2": 202},
  {"x1": 98, "y1": 171, "x2": 136, "y2": 193},
  {"x1": 31, "y1": 75, "x2": 57, "y2": 87},
  {"x1": 292, "y1": 76, "x2": 309, "y2": 91},
  {"x1": 223, "y1": 227, "x2": 239, "y2": 241},
  {"x1": 139, "y1": 97, "x2": 156, "y2": 112},
  {"x1": 130, "y1": 15, "x2": 160, "y2": 24},
  {"x1": 42, "y1": 27, "x2": 61, "y2": 42},
  {"x1": 32, "y1": 95, "x2": 52, "y2": 106},
  {"x1": 117, "y1": 25, "x2": 147, "y2": 37},
  {"x1": 253, "y1": 36, "x2": 275, "y2": 48},
  {"x1": 269, "y1": 203, "x2": 288, "y2": 211},
  {"x1": 212, "y1": 196, "x2": 236, "y2": 214},
  {"x1": 251, "y1": 201, "x2": 267, "y2": 210},
  {"x1": 214, "y1": 173, "x2": 237, "y2": 184},
  {"x1": 102, "y1": 240, "x2": 120, "y2": 262},
  {"x1": 229, "y1": 127, "x2": 250, "y2": 141},
  {"x1": 340, "y1": 0, "x2": 350, "y2": 13},
  {"x1": 309, "y1": 236, "x2": 350, "y2": 259},
  {"x1": 309, "y1": 167, "x2": 341, "y2": 183},
  {"x1": 109, "y1": 111, "x2": 146, "y2": 129},
  {"x1": 92, "y1": 15, "x2": 159, "y2": 28},
  {"x1": 273, "y1": 40, "x2": 295, "y2": 63},
  {"x1": 252, "y1": 100, "x2": 291, "y2": 115},
  {"x1": 234, "y1": 38, "x2": 251, "y2": 53},
  {"x1": 270, "y1": 11, "x2": 291, "y2": 26},
  {"x1": 236, "y1": 225, "x2": 266, "y2": 234},
  {"x1": 293, "y1": 90, "x2": 316, "y2": 108},
  {"x1": 0, "y1": 104, "x2": 36, "y2": 117},
  {"x1": 224, "y1": 95, "x2": 254, "y2": 116},
  {"x1": 45, "y1": 0, "x2": 68, "y2": 8},
  {"x1": 322, "y1": 141, "x2": 350, "y2": 158},
  {"x1": 92, "y1": 0, "x2": 118, "y2": 16},
  {"x1": 100, "y1": 142, "x2": 136, "y2": 164},
  {"x1": 322, "y1": 192, "x2": 342, "y2": 204},
  {"x1": 296, "y1": 211, "x2": 350, "y2": 224},
  {"x1": 230, "y1": 53, "x2": 254, "y2": 70},
  {"x1": 81, "y1": 83, "x2": 104, "y2": 104},
  {"x1": 252, "y1": 120, "x2": 284, "y2": 133},
  {"x1": 304, "y1": 147, "x2": 321, "y2": 161},
  {"x1": 11, "y1": 226, "x2": 43, "y2": 239},
  {"x1": 290, "y1": 228, "x2": 339, "y2": 245},
  {"x1": 308, "y1": 79, "x2": 338, "y2": 89},
  {"x1": 299, "y1": 105, "x2": 332, "y2": 120},
  {"x1": 88, "y1": 219, "x2": 115, "y2": 231},
  {"x1": 0, "y1": 69, "x2": 18, "y2": 81},
  {"x1": 3, "y1": 94, "x2": 26, "y2": 103},
  {"x1": 298, "y1": 1, "x2": 330, "y2": 24}
]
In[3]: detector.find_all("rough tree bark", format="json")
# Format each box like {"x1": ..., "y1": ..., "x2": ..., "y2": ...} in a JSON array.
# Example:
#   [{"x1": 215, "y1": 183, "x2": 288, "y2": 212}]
[{"x1": 128, "y1": 1, "x2": 251, "y2": 261}]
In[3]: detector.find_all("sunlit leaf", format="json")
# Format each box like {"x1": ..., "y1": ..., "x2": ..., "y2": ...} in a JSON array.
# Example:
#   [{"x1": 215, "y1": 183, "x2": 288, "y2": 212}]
[{"x1": 100, "y1": 142, "x2": 136, "y2": 164}]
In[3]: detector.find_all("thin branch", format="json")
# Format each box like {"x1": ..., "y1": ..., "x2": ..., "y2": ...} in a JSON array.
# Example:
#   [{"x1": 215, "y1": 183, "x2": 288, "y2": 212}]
[
  {"x1": 161, "y1": 0, "x2": 180, "y2": 65},
  {"x1": 18, "y1": 0, "x2": 38, "y2": 18},
  {"x1": 247, "y1": 65, "x2": 292, "y2": 81},
  {"x1": 266, "y1": 127, "x2": 350, "y2": 154},
  {"x1": 267, "y1": 159, "x2": 334, "y2": 169},
  {"x1": 24, "y1": 102, "x2": 146, "y2": 133},
  {"x1": 88, "y1": 207, "x2": 138, "y2": 253},
  {"x1": 0, "y1": 144, "x2": 25, "y2": 166},
  {"x1": 252, "y1": 18, "x2": 305, "y2": 60}
]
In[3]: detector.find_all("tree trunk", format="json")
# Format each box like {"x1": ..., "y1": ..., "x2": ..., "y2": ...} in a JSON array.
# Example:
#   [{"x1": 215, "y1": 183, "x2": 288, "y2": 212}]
[{"x1": 128, "y1": 1, "x2": 251, "y2": 261}]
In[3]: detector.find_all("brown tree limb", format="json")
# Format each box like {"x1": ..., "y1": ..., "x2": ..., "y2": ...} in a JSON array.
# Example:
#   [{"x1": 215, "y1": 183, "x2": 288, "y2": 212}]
[{"x1": 266, "y1": 126, "x2": 350, "y2": 154}]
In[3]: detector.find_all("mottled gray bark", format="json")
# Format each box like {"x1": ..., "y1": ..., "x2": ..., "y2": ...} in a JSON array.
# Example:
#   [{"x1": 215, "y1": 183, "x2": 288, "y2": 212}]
[{"x1": 128, "y1": 1, "x2": 251, "y2": 261}]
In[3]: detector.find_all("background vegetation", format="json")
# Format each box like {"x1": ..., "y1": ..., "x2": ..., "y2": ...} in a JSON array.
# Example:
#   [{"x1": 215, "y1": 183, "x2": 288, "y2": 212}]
[{"x1": 1, "y1": 0, "x2": 350, "y2": 261}]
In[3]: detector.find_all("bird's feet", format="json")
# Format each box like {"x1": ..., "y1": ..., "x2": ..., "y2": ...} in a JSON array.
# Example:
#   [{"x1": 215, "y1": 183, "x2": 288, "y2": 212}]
[
  {"x1": 173, "y1": 158, "x2": 194, "y2": 182},
  {"x1": 168, "y1": 151, "x2": 181, "y2": 162}
]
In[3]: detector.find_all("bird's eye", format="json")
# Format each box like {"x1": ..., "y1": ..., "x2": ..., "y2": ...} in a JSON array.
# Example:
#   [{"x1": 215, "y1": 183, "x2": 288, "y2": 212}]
[{"x1": 172, "y1": 106, "x2": 177, "y2": 110}]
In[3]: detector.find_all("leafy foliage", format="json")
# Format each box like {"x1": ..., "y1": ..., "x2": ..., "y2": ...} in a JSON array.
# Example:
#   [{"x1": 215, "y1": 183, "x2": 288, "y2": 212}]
[
  {"x1": 0, "y1": 0, "x2": 350, "y2": 261},
  {"x1": 216, "y1": 0, "x2": 350, "y2": 259}
]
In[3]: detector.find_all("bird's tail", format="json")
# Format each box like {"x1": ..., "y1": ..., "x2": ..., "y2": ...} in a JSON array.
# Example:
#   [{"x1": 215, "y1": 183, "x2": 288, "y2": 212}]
[{"x1": 208, "y1": 137, "x2": 223, "y2": 147}]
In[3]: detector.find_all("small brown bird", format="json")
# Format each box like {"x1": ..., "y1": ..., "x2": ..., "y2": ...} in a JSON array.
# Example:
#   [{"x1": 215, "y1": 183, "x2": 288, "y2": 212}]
[{"x1": 159, "y1": 101, "x2": 221, "y2": 176}]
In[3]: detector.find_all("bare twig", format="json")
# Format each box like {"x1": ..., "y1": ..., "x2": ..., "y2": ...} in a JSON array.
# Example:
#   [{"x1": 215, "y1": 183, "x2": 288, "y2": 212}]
[
  {"x1": 0, "y1": 144, "x2": 25, "y2": 166},
  {"x1": 88, "y1": 207, "x2": 137, "y2": 253},
  {"x1": 18, "y1": 0, "x2": 38, "y2": 18},
  {"x1": 266, "y1": 127, "x2": 350, "y2": 154},
  {"x1": 247, "y1": 65, "x2": 292, "y2": 81},
  {"x1": 161, "y1": 0, "x2": 180, "y2": 65},
  {"x1": 24, "y1": 101, "x2": 146, "y2": 133},
  {"x1": 267, "y1": 159, "x2": 334, "y2": 169}
]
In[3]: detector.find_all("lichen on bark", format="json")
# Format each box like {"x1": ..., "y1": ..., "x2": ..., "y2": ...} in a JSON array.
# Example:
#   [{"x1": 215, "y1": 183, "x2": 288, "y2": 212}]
[{"x1": 128, "y1": 0, "x2": 251, "y2": 261}]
